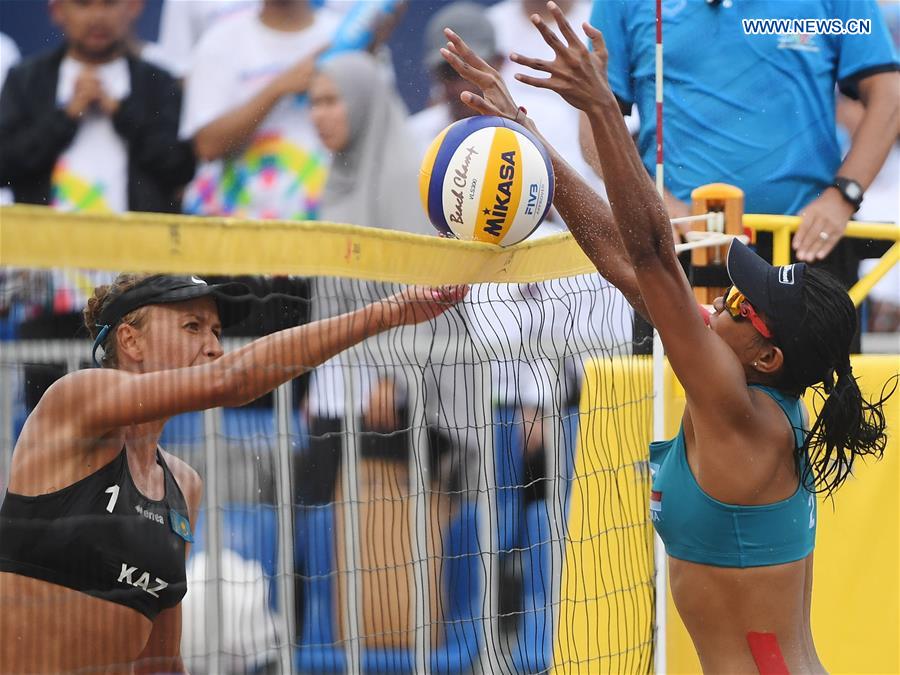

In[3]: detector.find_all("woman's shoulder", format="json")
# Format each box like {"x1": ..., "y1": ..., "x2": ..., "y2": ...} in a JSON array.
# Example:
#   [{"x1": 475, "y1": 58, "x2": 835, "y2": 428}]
[{"x1": 160, "y1": 449, "x2": 203, "y2": 513}]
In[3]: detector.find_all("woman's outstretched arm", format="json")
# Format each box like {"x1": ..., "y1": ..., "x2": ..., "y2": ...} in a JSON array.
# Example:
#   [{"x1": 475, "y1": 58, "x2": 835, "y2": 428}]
[{"x1": 40, "y1": 286, "x2": 467, "y2": 437}]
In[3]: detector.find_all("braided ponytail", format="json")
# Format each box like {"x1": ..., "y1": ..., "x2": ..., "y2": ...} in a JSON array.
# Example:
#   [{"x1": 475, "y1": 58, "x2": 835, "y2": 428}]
[{"x1": 786, "y1": 269, "x2": 895, "y2": 497}]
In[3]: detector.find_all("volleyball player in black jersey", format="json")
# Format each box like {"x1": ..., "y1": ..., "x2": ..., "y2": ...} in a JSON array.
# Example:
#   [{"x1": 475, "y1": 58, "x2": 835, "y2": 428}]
[{"x1": 0, "y1": 273, "x2": 465, "y2": 673}]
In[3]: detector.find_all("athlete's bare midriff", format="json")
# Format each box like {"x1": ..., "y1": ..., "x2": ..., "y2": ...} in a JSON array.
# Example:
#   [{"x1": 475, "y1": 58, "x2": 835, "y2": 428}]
[
  {"x1": 669, "y1": 554, "x2": 826, "y2": 674},
  {"x1": 0, "y1": 572, "x2": 153, "y2": 673}
]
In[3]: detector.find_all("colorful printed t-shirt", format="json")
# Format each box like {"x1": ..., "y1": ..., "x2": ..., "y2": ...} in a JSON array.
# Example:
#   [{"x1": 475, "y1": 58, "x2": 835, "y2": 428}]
[
  {"x1": 49, "y1": 56, "x2": 127, "y2": 312},
  {"x1": 180, "y1": 9, "x2": 340, "y2": 220}
]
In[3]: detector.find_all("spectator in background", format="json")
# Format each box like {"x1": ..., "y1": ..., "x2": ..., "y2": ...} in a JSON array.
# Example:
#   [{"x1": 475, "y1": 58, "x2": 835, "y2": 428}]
[
  {"x1": 0, "y1": 0, "x2": 196, "y2": 410},
  {"x1": 180, "y1": 0, "x2": 339, "y2": 221},
  {"x1": 153, "y1": 0, "x2": 353, "y2": 79},
  {"x1": 310, "y1": 51, "x2": 425, "y2": 235},
  {"x1": 178, "y1": 0, "x2": 343, "y2": 377},
  {"x1": 590, "y1": 0, "x2": 899, "y2": 327},
  {"x1": 409, "y1": 2, "x2": 503, "y2": 155},
  {"x1": 0, "y1": 32, "x2": 20, "y2": 206}
]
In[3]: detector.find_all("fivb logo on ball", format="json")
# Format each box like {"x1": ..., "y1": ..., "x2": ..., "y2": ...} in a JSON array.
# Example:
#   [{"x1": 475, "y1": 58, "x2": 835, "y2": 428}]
[{"x1": 419, "y1": 116, "x2": 554, "y2": 247}]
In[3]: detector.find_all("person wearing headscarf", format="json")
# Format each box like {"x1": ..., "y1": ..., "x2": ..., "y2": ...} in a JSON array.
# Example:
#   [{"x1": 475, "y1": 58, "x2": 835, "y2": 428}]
[
  {"x1": 314, "y1": 50, "x2": 430, "y2": 235},
  {"x1": 301, "y1": 51, "x2": 434, "y2": 506}
]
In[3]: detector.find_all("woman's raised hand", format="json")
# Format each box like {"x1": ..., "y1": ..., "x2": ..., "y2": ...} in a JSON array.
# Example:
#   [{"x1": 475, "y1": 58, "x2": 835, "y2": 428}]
[
  {"x1": 510, "y1": 1, "x2": 614, "y2": 113},
  {"x1": 440, "y1": 28, "x2": 519, "y2": 119}
]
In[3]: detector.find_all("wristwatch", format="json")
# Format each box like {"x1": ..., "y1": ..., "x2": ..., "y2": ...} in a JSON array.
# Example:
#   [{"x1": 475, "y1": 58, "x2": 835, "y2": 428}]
[{"x1": 832, "y1": 176, "x2": 864, "y2": 212}]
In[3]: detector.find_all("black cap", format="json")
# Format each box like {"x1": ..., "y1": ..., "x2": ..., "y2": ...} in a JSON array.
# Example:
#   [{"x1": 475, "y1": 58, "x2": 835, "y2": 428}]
[
  {"x1": 93, "y1": 275, "x2": 253, "y2": 365},
  {"x1": 726, "y1": 239, "x2": 808, "y2": 351}
]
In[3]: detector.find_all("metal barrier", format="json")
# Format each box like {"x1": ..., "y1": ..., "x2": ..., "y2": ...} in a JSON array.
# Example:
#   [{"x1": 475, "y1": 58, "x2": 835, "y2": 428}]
[{"x1": 743, "y1": 214, "x2": 900, "y2": 307}]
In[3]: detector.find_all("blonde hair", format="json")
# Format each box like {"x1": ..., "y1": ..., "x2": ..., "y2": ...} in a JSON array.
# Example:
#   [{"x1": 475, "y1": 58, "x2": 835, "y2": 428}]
[{"x1": 83, "y1": 273, "x2": 151, "y2": 368}]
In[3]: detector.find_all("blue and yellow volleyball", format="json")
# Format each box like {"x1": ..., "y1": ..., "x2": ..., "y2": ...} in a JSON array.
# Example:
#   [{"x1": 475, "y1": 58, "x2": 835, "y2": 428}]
[{"x1": 419, "y1": 116, "x2": 555, "y2": 247}]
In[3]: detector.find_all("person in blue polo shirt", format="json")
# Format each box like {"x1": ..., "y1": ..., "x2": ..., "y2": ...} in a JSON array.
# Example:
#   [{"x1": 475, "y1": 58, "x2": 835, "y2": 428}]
[{"x1": 590, "y1": 0, "x2": 899, "y2": 284}]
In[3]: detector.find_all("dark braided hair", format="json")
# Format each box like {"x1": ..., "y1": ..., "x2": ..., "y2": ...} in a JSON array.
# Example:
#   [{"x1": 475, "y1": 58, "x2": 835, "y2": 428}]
[{"x1": 779, "y1": 268, "x2": 894, "y2": 497}]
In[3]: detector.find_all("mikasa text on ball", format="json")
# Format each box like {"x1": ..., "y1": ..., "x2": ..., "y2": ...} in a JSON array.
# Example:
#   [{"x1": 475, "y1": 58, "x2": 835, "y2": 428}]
[{"x1": 419, "y1": 116, "x2": 555, "y2": 247}]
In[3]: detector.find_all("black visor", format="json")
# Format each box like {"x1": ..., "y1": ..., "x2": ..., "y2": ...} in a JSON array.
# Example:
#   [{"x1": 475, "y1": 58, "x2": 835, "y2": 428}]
[
  {"x1": 726, "y1": 239, "x2": 808, "y2": 349},
  {"x1": 97, "y1": 275, "x2": 253, "y2": 329},
  {"x1": 92, "y1": 275, "x2": 253, "y2": 365}
]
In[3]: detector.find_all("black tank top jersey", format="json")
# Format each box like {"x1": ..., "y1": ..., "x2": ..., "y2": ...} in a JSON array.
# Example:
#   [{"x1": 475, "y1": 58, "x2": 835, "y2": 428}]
[{"x1": 0, "y1": 448, "x2": 190, "y2": 620}]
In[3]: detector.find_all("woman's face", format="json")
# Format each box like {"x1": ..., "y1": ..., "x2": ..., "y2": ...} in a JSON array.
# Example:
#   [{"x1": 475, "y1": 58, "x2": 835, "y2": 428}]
[
  {"x1": 310, "y1": 73, "x2": 350, "y2": 153},
  {"x1": 710, "y1": 292, "x2": 772, "y2": 367},
  {"x1": 124, "y1": 297, "x2": 224, "y2": 371}
]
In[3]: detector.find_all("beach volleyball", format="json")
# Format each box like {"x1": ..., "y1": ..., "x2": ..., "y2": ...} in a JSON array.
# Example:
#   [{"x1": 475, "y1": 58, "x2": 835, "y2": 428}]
[{"x1": 419, "y1": 116, "x2": 554, "y2": 247}]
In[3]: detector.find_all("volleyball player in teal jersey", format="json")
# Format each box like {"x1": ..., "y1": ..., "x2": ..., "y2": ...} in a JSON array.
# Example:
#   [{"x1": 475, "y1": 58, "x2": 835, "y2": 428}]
[
  {"x1": 440, "y1": 6, "x2": 893, "y2": 671},
  {"x1": 0, "y1": 274, "x2": 465, "y2": 673}
]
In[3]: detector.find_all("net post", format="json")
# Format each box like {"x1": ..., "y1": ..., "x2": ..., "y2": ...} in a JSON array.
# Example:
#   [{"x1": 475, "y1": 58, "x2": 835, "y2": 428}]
[
  {"x1": 202, "y1": 407, "x2": 224, "y2": 675},
  {"x1": 274, "y1": 382, "x2": 296, "y2": 673},
  {"x1": 406, "y1": 362, "x2": 432, "y2": 674},
  {"x1": 652, "y1": 330, "x2": 668, "y2": 674},
  {"x1": 340, "y1": 353, "x2": 363, "y2": 674}
]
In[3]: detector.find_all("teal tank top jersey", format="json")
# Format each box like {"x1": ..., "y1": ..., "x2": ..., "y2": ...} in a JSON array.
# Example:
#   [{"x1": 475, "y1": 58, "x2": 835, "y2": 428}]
[{"x1": 649, "y1": 385, "x2": 816, "y2": 568}]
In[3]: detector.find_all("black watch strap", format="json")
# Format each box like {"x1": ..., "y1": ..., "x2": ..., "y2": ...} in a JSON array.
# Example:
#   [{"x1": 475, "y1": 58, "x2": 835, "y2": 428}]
[{"x1": 832, "y1": 176, "x2": 864, "y2": 211}]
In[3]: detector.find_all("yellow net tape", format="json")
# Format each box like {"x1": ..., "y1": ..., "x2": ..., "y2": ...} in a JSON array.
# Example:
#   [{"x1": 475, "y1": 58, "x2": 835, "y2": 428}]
[
  {"x1": 0, "y1": 205, "x2": 596, "y2": 284},
  {"x1": 4, "y1": 205, "x2": 897, "y2": 295}
]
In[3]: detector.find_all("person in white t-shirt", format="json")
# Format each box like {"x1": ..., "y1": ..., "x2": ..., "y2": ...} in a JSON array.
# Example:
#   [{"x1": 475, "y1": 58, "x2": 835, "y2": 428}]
[
  {"x1": 409, "y1": 2, "x2": 503, "y2": 156},
  {"x1": 152, "y1": 0, "x2": 354, "y2": 79},
  {"x1": 180, "y1": 0, "x2": 340, "y2": 220}
]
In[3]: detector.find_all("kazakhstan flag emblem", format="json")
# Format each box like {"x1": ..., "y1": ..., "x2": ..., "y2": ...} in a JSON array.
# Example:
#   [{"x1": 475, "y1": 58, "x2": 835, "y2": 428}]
[{"x1": 169, "y1": 509, "x2": 194, "y2": 543}]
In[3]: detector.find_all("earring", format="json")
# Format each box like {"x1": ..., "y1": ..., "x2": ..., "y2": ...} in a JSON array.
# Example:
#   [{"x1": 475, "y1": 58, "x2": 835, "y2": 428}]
[{"x1": 753, "y1": 361, "x2": 758, "y2": 367}]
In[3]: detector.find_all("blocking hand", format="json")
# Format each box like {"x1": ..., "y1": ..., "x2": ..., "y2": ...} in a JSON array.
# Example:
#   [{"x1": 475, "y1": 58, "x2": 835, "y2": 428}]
[{"x1": 510, "y1": 1, "x2": 614, "y2": 113}]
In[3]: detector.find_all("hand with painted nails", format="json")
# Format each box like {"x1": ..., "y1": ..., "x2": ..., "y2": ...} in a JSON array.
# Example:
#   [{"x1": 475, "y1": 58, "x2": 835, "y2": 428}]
[
  {"x1": 379, "y1": 284, "x2": 469, "y2": 327},
  {"x1": 509, "y1": 1, "x2": 614, "y2": 114}
]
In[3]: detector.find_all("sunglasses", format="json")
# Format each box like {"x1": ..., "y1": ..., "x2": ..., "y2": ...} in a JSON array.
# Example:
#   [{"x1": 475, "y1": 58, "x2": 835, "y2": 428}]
[{"x1": 724, "y1": 286, "x2": 774, "y2": 340}]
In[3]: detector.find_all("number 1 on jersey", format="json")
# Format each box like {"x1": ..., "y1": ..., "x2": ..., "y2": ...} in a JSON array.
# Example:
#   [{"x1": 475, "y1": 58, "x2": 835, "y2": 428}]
[{"x1": 105, "y1": 485, "x2": 120, "y2": 513}]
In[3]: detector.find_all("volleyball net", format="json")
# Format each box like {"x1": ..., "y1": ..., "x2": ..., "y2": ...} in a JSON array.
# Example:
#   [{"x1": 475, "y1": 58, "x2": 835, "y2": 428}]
[{"x1": 0, "y1": 203, "x2": 841, "y2": 674}]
